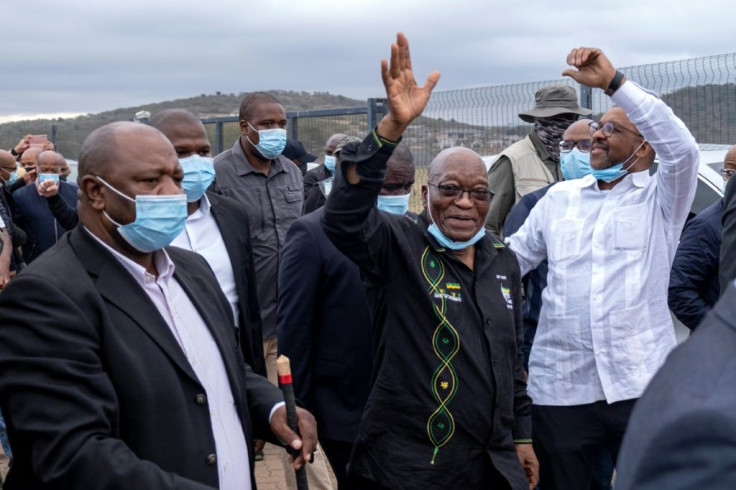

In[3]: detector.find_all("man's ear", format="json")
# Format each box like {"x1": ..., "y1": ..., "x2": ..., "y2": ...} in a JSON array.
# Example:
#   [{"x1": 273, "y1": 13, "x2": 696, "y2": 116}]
[
  {"x1": 80, "y1": 175, "x2": 105, "y2": 211},
  {"x1": 421, "y1": 185, "x2": 428, "y2": 208},
  {"x1": 239, "y1": 120, "x2": 249, "y2": 136}
]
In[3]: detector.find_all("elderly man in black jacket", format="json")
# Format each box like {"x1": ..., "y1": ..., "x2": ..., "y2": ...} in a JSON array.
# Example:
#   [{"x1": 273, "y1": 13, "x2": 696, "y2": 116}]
[{"x1": 321, "y1": 33, "x2": 537, "y2": 490}]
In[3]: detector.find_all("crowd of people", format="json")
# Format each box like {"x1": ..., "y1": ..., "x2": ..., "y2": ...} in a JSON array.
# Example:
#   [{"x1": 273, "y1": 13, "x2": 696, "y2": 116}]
[{"x1": 0, "y1": 33, "x2": 735, "y2": 489}]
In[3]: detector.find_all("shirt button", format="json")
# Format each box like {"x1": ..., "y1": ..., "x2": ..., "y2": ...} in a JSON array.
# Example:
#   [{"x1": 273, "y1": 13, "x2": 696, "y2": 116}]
[
  {"x1": 195, "y1": 394, "x2": 207, "y2": 405},
  {"x1": 206, "y1": 454, "x2": 217, "y2": 466}
]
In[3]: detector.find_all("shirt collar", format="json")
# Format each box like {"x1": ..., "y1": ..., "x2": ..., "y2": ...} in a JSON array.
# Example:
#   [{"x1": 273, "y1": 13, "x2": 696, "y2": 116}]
[
  {"x1": 582, "y1": 169, "x2": 651, "y2": 191},
  {"x1": 188, "y1": 193, "x2": 212, "y2": 221},
  {"x1": 84, "y1": 226, "x2": 176, "y2": 284},
  {"x1": 233, "y1": 137, "x2": 285, "y2": 177}
]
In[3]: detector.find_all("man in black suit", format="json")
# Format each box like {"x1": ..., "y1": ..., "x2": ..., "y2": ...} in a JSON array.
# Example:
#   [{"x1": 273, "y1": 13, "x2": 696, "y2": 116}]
[
  {"x1": 12, "y1": 150, "x2": 78, "y2": 262},
  {"x1": 303, "y1": 133, "x2": 347, "y2": 214},
  {"x1": 0, "y1": 121, "x2": 316, "y2": 489},
  {"x1": 150, "y1": 109, "x2": 266, "y2": 377},
  {"x1": 277, "y1": 144, "x2": 415, "y2": 487},
  {"x1": 615, "y1": 280, "x2": 736, "y2": 489},
  {"x1": 720, "y1": 150, "x2": 736, "y2": 293}
]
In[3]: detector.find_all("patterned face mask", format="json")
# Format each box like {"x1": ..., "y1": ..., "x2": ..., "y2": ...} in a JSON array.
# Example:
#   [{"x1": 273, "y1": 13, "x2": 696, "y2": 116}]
[{"x1": 535, "y1": 115, "x2": 576, "y2": 161}]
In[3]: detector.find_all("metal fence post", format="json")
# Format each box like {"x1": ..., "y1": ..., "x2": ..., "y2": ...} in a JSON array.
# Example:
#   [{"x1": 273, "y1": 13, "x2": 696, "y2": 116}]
[
  {"x1": 368, "y1": 98, "x2": 388, "y2": 129},
  {"x1": 215, "y1": 121, "x2": 224, "y2": 155},
  {"x1": 288, "y1": 115, "x2": 298, "y2": 141},
  {"x1": 579, "y1": 85, "x2": 593, "y2": 116}
]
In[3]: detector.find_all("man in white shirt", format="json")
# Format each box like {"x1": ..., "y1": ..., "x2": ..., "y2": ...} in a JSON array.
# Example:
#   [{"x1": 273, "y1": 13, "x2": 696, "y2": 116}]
[
  {"x1": 151, "y1": 109, "x2": 267, "y2": 378},
  {"x1": 506, "y1": 47, "x2": 699, "y2": 489}
]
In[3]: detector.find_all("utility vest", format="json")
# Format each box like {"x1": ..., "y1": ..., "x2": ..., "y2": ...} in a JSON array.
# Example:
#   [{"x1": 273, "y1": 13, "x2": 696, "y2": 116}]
[{"x1": 501, "y1": 136, "x2": 557, "y2": 204}]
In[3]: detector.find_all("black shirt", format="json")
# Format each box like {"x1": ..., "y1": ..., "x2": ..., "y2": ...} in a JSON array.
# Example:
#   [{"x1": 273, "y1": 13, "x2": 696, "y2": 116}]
[{"x1": 322, "y1": 131, "x2": 532, "y2": 489}]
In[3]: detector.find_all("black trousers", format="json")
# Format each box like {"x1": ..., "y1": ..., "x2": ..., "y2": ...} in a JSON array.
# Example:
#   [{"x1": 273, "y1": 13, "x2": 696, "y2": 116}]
[
  {"x1": 532, "y1": 399, "x2": 636, "y2": 490},
  {"x1": 320, "y1": 439, "x2": 353, "y2": 489}
]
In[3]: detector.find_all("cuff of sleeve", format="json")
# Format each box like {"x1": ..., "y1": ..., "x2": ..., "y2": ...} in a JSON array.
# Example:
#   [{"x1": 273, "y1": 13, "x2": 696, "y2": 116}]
[
  {"x1": 514, "y1": 439, "x2": 533, "y2": 444},
  {"x1": 610, "y1": 80, "x2": 650, "y2": 114},
  {"x1": 268, "y1": 401, "x2": 286, "y2": 424},
  {"x1": 371, "y1": 128, "x2": 400, "y2": 148}
]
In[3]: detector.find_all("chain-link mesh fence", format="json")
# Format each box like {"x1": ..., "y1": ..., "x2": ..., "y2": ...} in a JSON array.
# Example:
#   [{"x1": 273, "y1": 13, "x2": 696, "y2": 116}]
[{"x1": 200, "y1": 52, "x2": 736, "y2": 213}]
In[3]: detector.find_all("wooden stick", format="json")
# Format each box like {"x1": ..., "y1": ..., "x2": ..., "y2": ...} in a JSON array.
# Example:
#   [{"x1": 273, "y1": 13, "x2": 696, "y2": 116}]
[{"x1": 277, "y1": 355, "x2": 309, "y2": 490}]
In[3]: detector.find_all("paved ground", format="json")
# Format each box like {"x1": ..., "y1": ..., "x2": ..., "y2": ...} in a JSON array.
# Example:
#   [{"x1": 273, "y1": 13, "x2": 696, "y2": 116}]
[{"x1": 255, "y1": 443, "x2": 337, "y2": 490}]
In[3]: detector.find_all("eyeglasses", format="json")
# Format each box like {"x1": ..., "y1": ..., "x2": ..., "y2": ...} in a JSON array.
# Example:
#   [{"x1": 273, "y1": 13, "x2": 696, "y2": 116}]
[
  {"x1": 721, "y1": 168, "x2": 735, "y2": 180},
  {"x1": 559, "y1": 139, "x2": 592, "y2": 153},
  {"x1": 428, "y1": 183, "x2": 492, "y2": 202},
  {"x1": 589, "y1": 121, "x2": 642, "y2": 138}
]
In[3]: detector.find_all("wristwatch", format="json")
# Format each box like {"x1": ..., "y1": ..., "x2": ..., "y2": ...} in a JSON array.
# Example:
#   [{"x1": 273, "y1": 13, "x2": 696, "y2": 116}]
[{"x1": 605, "y1": 70, "x2": 625, "y2": 96}]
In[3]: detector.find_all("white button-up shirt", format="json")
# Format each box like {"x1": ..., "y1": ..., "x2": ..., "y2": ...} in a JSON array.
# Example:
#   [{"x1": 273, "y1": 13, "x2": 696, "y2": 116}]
[
  {"x1": 89, "y1": 231, "x2": 252, "y2": 490},
  {"x1": 507, "y1": 82, "x2": 699, "y2": 405},
  {"x1": 171, "y1": 195, "x2": 241, "y2": 327}
]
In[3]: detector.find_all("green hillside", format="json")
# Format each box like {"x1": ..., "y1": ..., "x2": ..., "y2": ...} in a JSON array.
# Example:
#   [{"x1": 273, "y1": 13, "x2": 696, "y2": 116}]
[{"x1": 0, "y1": 90, "x2": 365, "y2": 159}]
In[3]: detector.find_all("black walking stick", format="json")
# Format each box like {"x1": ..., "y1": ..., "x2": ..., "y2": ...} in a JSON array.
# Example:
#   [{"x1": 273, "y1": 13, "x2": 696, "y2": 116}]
[{"x1": 277, "y1": 355, "x2": 309, "y2": 490}]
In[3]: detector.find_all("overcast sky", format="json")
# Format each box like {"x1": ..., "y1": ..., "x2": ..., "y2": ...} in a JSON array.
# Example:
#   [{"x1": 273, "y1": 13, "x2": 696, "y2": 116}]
[{"x1": 1, "y1": 0, "x2": 732, "y2": 123}]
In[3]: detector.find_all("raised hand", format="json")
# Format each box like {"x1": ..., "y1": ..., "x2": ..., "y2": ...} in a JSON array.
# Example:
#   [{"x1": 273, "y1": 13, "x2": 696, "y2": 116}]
[
  {"x1": 377, "y1": 33, "x2": 440, "y2": 141},
  {"x1": 562, "y1": 47, "x2": 619, "y2": 91}
]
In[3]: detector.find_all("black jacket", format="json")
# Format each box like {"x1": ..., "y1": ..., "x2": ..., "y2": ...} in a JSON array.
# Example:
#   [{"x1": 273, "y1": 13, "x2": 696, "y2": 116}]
[
  {"x1": 669, "y1": 199, "x2": 722, "y2": 329},
  {"x1": 303, "y1": 165, "x2": 332, "y2": 214},
  {"x1": 277, "y1": 207, "x2": 373, "y2": 444},
  {"x1": 321, "y1": 131, "x2": 531, "y2": 489},
  {"x1": 720, "y1": 176, "x2": 736, "y2": 293},
  {"x1": 0, "y1": 226, "x2": 282, "y2": 489},
  {"x1": 207, "y1": 192, "x2": 266, "y2": 376},
  {"x1": 616, "y1": 283, "x2": 736, "y2": 489}
]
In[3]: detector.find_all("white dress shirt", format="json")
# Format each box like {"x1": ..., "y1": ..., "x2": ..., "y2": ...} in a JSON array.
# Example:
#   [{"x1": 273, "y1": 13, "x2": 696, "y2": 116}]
[
  {"x1": 171, "y1": 195, "x2": 241, "y2": 327},
  {"x1": 89, "y1": 230, "x2": 252, "y2": 490},
  {"x1": 507, "y1": 81, "x2": 699, "y2": 405}
]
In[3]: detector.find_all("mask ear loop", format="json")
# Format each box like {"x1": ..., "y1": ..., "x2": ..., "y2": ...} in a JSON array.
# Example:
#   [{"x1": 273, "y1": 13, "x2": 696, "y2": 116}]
[{"x1": 621, "y1": 140, "x2": 647, "y2": 173}]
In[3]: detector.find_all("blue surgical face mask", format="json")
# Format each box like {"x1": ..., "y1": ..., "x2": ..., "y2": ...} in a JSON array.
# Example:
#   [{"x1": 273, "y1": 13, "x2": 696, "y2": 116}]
[
  {"x1": 179, "y1": 155, "x2": 215, "y2": 202},
  {"x1": 377, "y1": 193, "x2": 410, "y2": 215},
  {"x1": 560, "y1": 148, "x2": 592, "y2": 181},
  {"x1": 1, "y1": 169, "x2": 17, "y2": 185},
  {"x1": 591, "y1": 140, "x2": 645, "y2": 184},
  {"x1": 247, "y1": 122, "x2": 287, "y2": 160},
  {"x1": 426, "y1": 187, "x2": 486, "y2": 250},
  {"x1": 97, "y1": 177, "x2": 187, "y2": 253},
  {"x1": 324, "y1": 155, "x2": 337, "y2": 174},
  {"x1": 38, "y1": 173, "x2": 60, "y2": 184}
]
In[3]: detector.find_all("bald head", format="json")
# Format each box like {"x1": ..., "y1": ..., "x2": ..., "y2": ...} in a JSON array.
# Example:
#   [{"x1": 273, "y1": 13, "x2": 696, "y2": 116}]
[
  {"x1": 724, "y1": 145, "x2": 736, "y2": 170},
  {"x1": 150, "y1": 109, "x2": 203, "y2": 134},
  {"x1": 37, "y1": 151, "x2": 62, "y2": 174},
  {"x1": 428, "y1": 147, "x2": 486, "y2": 181},
  {"x1": 0, "y1": 150, "x2": 15, "y2": 167},
  {"x1": 326, "y1": 133, "x2": 347, "y2": 155},
  {"x1": 423, "y1": 147, "x2": 491, "y2": 243},
  {"x1": 149, "y1": 109, "x2": 210, "y2": 159},
  {"x1": 79, "y1": 122, "x2": 174, "y2": 181},
  {"x1": 563, "y1": 119, "x2": 592, "y2": 141},
  {"x1": 20, "y1": 147, "x2": 42, "y2": 168}
]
